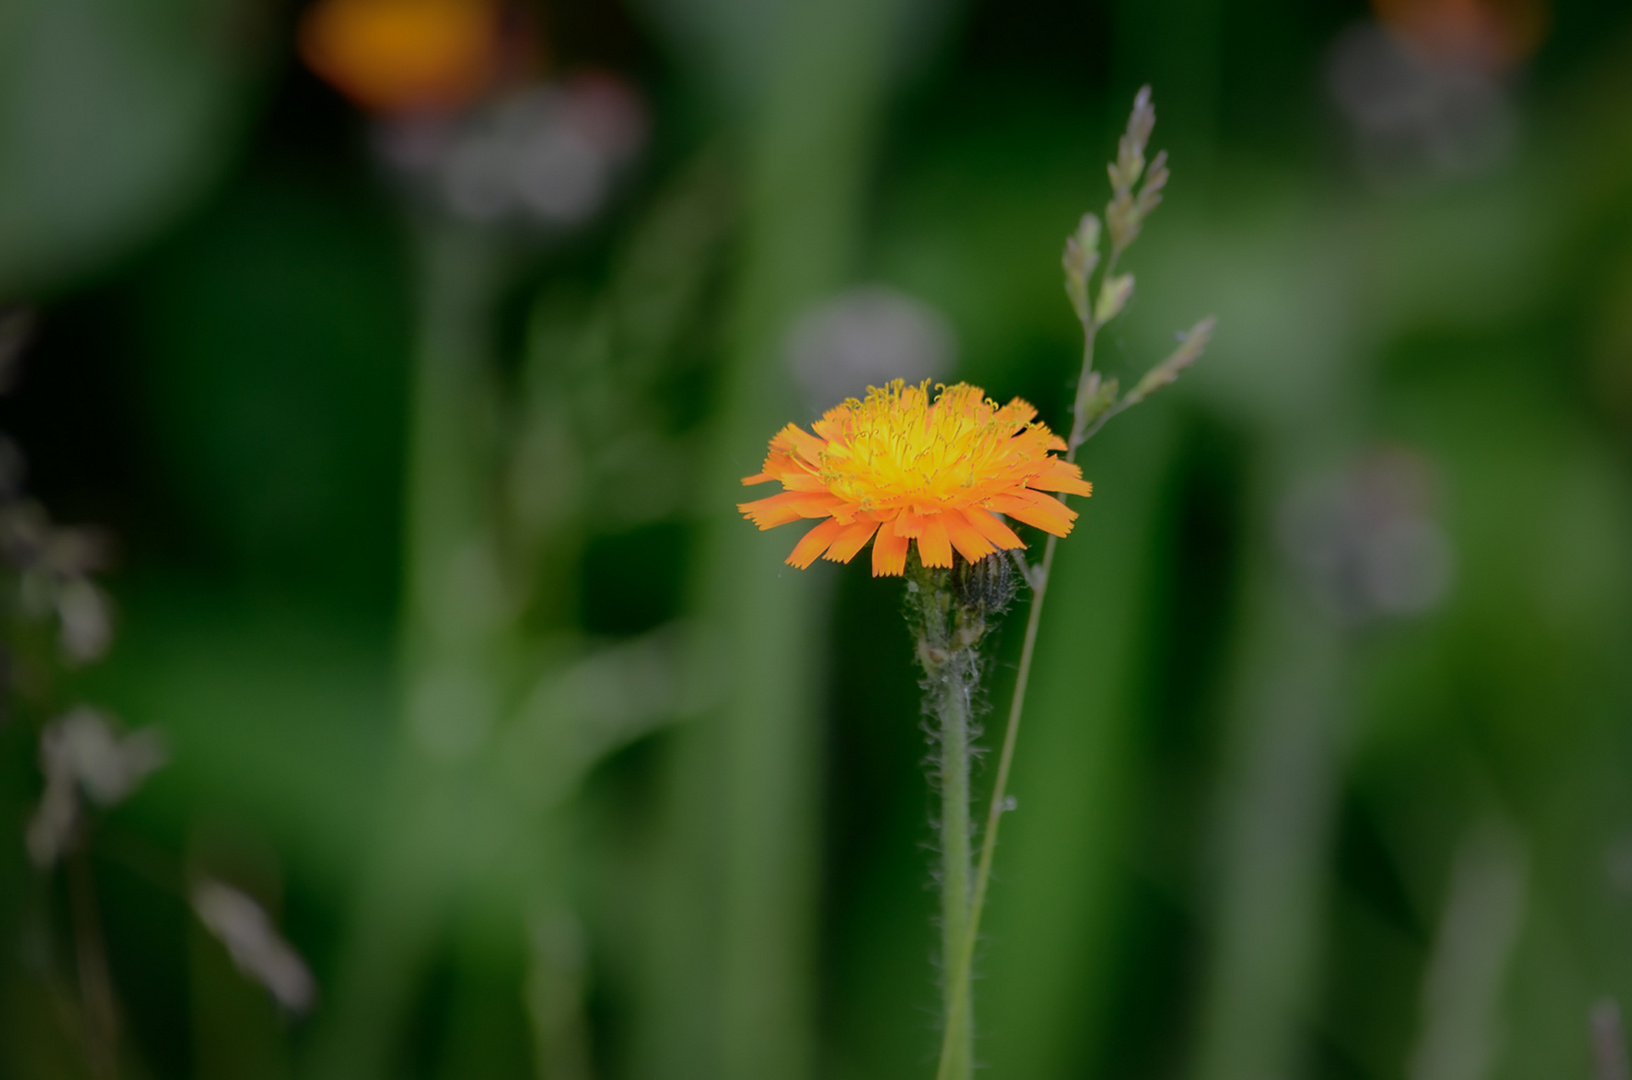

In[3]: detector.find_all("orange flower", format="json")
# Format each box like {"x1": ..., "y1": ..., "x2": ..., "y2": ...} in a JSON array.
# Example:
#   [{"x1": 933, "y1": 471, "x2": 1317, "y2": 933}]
[
  {"x1": 1371, "y1": 0, "x2": 1548, "y2": 71},
  {"x1": 740, "y1": 380, "x2": 1093, "y2": 577},
  {"x1": 299, "y1": 0, "x2": 503, "y2": 114}
]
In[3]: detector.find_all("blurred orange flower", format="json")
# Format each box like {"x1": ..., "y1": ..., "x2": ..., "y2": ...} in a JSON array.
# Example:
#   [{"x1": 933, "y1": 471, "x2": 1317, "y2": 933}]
[
  {"x1": 299, "y1": 0, "x2": 504, "y2": 113},
  {"x1": 1371, "y1": 0, "x2": 1549, "y2": 70},
  {"x1": 739, "y1": 381, "x2": 1092, "y2": 577}
]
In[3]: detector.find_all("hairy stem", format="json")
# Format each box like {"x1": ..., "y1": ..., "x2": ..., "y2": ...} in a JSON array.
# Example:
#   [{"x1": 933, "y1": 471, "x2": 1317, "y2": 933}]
[
  {"x1": 939, "y1": 652, "x2": 974, "y2": 1080},
  {"x1": 909, "y1": 559, "x2": 990, "y2": 1080},
  {"x1": 936, "y1": 316, "x2": 1098, "y2": 1080}
]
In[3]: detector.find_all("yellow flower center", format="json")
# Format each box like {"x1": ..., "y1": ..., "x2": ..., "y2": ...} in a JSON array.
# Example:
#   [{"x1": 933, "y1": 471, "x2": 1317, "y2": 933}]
[{"x1": 816, "y1": 382, "x2": 1034, "y2": 512}]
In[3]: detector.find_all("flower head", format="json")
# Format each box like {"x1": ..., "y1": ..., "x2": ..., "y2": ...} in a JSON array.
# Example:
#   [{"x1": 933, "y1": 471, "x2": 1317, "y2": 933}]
[
  {"x1": 300, "y1": 0, "x2": 504, "y2": 114},
  {"x1": 739, "y1": 380, "x2": 1093, "y2": 576}
]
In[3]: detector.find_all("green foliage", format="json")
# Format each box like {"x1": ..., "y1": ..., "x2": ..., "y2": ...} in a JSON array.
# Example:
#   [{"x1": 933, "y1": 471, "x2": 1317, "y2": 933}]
[
  {"x1": 7, "y1": 4, "x2": 1632, "y2": 1080},
  {"x1": 0, "y1": 0, "x2": 266, "y2": 294}
]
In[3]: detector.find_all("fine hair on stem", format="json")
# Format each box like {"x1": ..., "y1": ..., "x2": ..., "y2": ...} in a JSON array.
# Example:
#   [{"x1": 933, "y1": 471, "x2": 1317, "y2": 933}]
[{"x1": 908, "y1": 551, "x2": 1015, "y2": 1080}]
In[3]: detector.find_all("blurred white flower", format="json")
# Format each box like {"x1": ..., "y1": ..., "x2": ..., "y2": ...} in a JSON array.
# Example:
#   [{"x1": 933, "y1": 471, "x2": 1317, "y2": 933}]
[
  {"x1": 0, "y1": 499, "x2": 49, "y2": 572},
  {"x1": 192, "y1": 879, "x2": 317, "y2": 1015},
  {"x1": 784, "y1": 285, "x2": 955, "y2": 410},
  {"x1": 376, "y1": 74, "x2": 648, "y2": 228},
  {"x1": 24, "y1": 764, "x2": 75, "y2": 869},
  {"x1": 1327, "y1": 21, "x2": 1515, "y2": 185},
  {"x1": 47, "y1": 707, "x2": 164, "y2": 807},
  {"x1": 1280, "y1": 448, "x2": 1455, "y2": 624},
  {"x1": 57, "y1": 577, "x2": 112, "y2": 664},
  {"x1": 26, "y1": 708, "x2": 165, "y2": 866},
  {"x1": 1592, "y1": 1000, "x2": 1630, "y2": 1080},
  {"x1": 0, "y1": 498, "x2": 116, "y2": 662}
]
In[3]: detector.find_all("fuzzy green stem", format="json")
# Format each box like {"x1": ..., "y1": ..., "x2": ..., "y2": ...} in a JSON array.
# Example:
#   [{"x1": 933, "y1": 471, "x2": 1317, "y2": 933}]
[
  {"x1": 909, "y1": 559, "x2": 993, "y2": 1080},
  {"x1": 939, "y1": 657, "x2": 974, "y2": 1080}
]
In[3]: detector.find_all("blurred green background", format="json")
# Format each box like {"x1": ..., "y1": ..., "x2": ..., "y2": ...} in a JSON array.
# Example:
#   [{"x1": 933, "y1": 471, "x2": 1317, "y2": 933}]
[{"x1": 5, "y1": 0, "x2": 1632, "y2": 1078}]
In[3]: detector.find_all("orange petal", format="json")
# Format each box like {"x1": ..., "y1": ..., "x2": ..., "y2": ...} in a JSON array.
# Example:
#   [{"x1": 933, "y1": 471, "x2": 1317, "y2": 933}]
[
  {"x1": 811, "y1": 414, "x2": 846, "y2": 443},
  {"x1": 822, "y1": 519, "x2": 880, "y2": 563},
  {"x1": 1001, "y1": 398, "x2": 1039, "y2": 425},
  {"x1": 893, "y1": 509, "x2": 926, "y2": 538},
  {"x1": 829, "y1": 503, "x2": 863, "y2": 525},
  {"x1": 777, "y1": 470, "x2": 830, "y2": 493},
  {"x1": 781, "y1": 424, "x2": 828, "y2": 465},
  {"x1": 786, "y1": 518, "x2": 846, "y2": 569},
  {"x1": 1027, "y1": 461, "x2": 1094, "y2": 496},
  {"x1": 789, "y1": 493, "x2": 847, "y2": 517},
  {"x1": 964, "y1": 506, "x2": 1025, "y2": 550},
  {"x1": 988, "y1": 491, "x2": 1077, "y2": 537},
  {"x1": 872, "y1": 527, "x2": 909, "y2": 577},
  {"x1": 743, "y1": 452, "x2": 792, "y2": 485},
  {"x1": 917, "y1": 515, "x2": 953, "y2": 568},
  {"x1": 738, "y1": 495, "x2": 803, "y2": 529},
  {"x1": 944, "y1": 510, "x2": 998, "y2": 563},
  {"x1": 738, "y1": 491, "x2": 845, "y2": 529}
]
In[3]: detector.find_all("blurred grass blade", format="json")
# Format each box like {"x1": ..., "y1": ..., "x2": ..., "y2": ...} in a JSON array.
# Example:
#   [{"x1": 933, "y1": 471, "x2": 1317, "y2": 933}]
[
  {"x1": 1192, "y1": 516, "x2": 1350, "y2": 1080},
  {"x1": 1407, "y1": 823, "x2": 1527, "y2": 1080},
  {"x1": 638, "y1": 0, "x2": 899, "y2": 1076}
]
